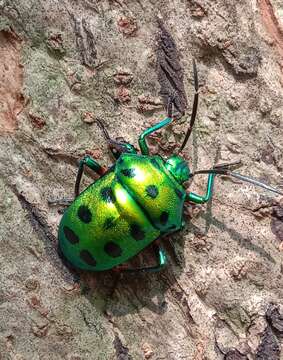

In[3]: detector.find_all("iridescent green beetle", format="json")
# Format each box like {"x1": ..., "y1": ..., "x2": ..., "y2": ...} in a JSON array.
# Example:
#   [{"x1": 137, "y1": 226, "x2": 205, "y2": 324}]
[{"x1": 57, "y1": 62, "x2": 282, "y2": 272}]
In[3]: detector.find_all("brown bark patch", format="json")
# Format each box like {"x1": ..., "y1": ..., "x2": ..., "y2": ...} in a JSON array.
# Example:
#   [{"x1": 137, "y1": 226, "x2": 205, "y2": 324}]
[
  {"x1": 258, "y1": 0, "x2": 283, "y2": 59},
  {"x1": 0, "y1": 28, "x2": 24, "y2": 134},
  {"x1": 117, "y1": 16, "x2": 138, "y2": 37},
  {"x1": 28, "y1": 112, "x2": 46, "y2": 129}
]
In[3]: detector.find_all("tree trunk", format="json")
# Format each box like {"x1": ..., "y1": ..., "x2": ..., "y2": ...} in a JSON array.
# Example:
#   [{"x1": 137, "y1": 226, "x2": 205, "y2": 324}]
[{"x1": 0, "y1": 1, "x2": 283, "y2": 359}]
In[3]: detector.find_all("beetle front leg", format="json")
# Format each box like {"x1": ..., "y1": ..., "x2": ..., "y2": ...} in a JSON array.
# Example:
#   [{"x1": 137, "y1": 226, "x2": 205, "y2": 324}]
[
  {"x1": 138, "y1": 117, "x2": 173, "y2": 155},
  {"x1": 186, "y1": 173, "x2": 215, "y2": 204}
]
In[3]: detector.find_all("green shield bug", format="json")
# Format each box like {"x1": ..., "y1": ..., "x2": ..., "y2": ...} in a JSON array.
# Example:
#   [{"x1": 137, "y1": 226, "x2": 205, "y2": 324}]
[{"x1": 56, "y1": 61, "x2": 282, "y2": 272}]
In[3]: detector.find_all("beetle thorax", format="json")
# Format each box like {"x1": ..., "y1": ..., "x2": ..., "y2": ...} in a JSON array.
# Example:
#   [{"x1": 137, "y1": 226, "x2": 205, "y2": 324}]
[{"x1": 164, "y1": 155, "x2": 190, "y2": 184}]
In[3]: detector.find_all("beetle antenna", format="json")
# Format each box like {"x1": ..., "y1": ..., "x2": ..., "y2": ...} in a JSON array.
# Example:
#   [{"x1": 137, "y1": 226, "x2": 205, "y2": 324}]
[
  {"x1": 178, "y1": 59, "x2": 199, "y2": 153},
  {"x1": 95, "y1": 117, "x2": 124, "y2": 147},
  {"x1": 191, "y1": 165, "x2": 283, "y2": 196},
  {"x1": 95, "y1": 118, "x2": 111, "y2": 140}
]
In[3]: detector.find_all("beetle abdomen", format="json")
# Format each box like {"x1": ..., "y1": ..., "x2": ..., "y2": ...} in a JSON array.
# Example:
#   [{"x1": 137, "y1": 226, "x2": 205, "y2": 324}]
[{"x1": 58, "y1": 170, "x2": 160, "y2": 271}]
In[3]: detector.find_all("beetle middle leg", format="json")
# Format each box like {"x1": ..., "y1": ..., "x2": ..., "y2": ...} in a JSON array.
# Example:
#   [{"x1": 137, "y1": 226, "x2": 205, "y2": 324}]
[
  {"x1": 49, "y1": 155, "x2": 105, "y2": 207},
  {"x1": 186, "y1": 173, "x2": 215, "y2": 204},
  {"x1": 186, "y1": 160, "x2": 244, "y2": 204}
]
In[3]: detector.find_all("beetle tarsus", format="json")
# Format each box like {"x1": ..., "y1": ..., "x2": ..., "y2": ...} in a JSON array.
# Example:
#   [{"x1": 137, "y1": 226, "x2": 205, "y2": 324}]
[{"x1": 48, "y1": 198, "x2": 73, "y2": 206}]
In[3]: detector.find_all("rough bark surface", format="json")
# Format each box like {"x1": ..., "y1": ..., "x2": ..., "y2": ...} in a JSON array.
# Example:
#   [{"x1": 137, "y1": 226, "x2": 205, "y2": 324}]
[{"x1": 0, "y1": 1, "x2": 283, "y2": 359}]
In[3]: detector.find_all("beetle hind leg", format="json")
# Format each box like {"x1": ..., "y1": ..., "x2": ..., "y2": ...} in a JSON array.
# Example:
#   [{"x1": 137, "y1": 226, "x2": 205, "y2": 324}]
[{"x1": 115, "y1": 245, "x2": 167, "y2": 273}]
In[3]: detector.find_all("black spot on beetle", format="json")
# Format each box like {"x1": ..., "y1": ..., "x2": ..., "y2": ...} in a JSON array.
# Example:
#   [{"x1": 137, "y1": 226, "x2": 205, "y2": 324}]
[
  {"x1": 160, "y1": 211, "x2": 169, "y2": 225},
  {"x1": 63, "y1": 226, "x2": 80, "y2": 244},
  {"x1": 80, "y1": 250, "x2": 97, "y2": 266},
  {"x1": 121, "y1": 168, "x2": 136, "y2": 178},
  {"x1": 130, "y1": 224, "x2": 145, "y2": 241},
  {"x1": 104, "y1": 242, "x2": 122, "y2": 258},
  {"x1": 101, "y1": 187, "x2": 116, "y2": 203},
  {"x1": 103, "y1": 216, "x2": 115, "y2": 230},
  {"x1": 175, "y1": 188, "x2": 183, "y2": 199},
  {"x1": 146, "y1": 185, "x2": 159, "y2": 199},
  {"x1": 77, "y1": 205, "x2": 92, "y2": 223},
  {"x1": 151, "y1": 158, "x2": 161, "y2": 170}
]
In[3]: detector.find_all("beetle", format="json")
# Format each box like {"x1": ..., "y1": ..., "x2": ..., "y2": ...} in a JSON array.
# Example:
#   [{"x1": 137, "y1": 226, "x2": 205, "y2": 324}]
[{"x1": 57, "y1": 61, "x2": 282, "y2": 273}]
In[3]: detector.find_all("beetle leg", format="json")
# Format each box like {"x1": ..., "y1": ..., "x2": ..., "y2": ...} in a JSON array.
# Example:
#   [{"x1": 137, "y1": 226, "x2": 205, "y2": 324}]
[
  {"x1": 186, "y1": 173, "x2": 215, "y2": 204},
  {"x1": 138, "y1": 117, "x2": 173, "y2": 155},
  {"x1": 48, "y1": 198, "x2": 73, "y2": 212},
  {"x1": 48, "y1": 198, "x2": 73, "y2": 207},
  {"x1": 48, "y1": 156, "x2": 105, "y2": 207},
  {"x1": 75, "y1": 155, "x2": 106, "y2": 197},
  {"x1": 118, "y1": 244, "x2": 167, "y2": 273}
]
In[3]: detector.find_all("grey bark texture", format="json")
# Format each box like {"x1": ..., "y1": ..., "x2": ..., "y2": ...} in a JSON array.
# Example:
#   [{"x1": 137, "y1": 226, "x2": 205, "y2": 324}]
[{"x1": 0, "y1": 0, "x2": 283, "y2": 359}]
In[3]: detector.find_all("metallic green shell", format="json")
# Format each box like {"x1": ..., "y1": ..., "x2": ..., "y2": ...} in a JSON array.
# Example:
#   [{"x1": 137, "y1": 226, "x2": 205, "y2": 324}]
[{"x1": 58, "y1": 154, "x2": 186, "y2": 271}]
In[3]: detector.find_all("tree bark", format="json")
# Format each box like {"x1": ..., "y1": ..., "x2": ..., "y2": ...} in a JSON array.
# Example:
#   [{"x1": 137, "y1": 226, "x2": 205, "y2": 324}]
[{"x1": 0, "y1": 1, "x2": 283, "y2": 359}]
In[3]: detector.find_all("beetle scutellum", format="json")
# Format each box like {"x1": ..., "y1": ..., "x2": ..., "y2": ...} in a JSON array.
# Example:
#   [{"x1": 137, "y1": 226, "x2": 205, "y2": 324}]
[{"x1": 55, "y1": 61, "x2": 282, "y2": 272}]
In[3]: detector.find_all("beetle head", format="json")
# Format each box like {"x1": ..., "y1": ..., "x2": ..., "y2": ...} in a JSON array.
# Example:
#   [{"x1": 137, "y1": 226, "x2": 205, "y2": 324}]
[
  {"x1": 165, "y1": 155, "x2": 190, "y2": 184},
  {"x1": 109, "y1": 140, "x2": 137, "y2": 159}
]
